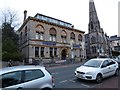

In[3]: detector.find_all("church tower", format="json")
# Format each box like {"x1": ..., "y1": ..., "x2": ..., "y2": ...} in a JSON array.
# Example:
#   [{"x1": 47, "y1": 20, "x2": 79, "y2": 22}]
[{"x1": 87, "y1": 0, "x2": 109, "y2": 58}]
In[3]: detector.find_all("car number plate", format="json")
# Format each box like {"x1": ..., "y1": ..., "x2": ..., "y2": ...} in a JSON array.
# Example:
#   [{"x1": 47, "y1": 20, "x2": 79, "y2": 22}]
[{"x1": 78, "y1": 74, "x2": 84, "y2": 78}]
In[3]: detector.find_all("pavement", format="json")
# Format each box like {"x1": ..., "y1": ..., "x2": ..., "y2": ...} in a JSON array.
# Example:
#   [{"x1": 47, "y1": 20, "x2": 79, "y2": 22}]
[{"x1": 0, "y1": 60, "x2": 85, "y2": 69}]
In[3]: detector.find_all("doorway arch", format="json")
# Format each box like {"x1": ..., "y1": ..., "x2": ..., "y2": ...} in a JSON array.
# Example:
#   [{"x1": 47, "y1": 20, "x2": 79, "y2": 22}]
[{"x1": 61, "y1": 49, "x2": 67, "y2": 60}]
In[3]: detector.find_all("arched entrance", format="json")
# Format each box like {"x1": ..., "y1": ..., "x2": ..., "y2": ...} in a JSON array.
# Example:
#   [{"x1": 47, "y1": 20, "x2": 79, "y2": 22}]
[{"x1": 61, "y1": 49, "x2": 67, "y2": 60}]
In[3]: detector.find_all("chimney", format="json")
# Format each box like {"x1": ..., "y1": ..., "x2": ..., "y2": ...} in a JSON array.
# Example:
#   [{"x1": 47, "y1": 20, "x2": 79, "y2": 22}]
[{"x1": 23, "y1": 10, "x2": 27, "y2": 22}]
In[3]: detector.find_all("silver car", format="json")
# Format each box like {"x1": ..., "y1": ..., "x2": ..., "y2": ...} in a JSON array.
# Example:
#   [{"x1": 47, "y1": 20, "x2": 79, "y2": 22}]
[{"x1": 0, "y1": 65, "x2": 54, "y2": 90}]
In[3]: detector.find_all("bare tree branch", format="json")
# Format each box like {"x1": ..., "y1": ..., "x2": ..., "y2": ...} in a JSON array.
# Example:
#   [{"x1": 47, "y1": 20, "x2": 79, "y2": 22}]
[{"x1": 1, "y1": 8, "x2": 20, "y2": 29}]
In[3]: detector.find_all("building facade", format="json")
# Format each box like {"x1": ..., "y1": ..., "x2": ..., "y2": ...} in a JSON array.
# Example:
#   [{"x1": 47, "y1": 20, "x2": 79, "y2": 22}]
[
  {"x1": 85, "y1": 0, "x2": 110, "y2": 59},
  {"x1": 18, "y1": 12, "x2": 85, "y2": 64},
  {"x1": 110, "y1": 35, "x2": 120, "y2": 54}
]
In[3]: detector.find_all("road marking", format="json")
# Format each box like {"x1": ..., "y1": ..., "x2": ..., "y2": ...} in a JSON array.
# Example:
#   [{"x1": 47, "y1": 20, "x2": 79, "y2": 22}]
[
  {"x1": 69, "y1": 78, "x2": 76, "y2": 82},
  {"x1": 81, "y1": 84, "x2": 90, "y2": 88},
  {"x1": 59, "y1": 80, "x2": 68, "y2": 83},
  {"x1": 69, "y1": 79, "x2": 76, "y2": 82}
]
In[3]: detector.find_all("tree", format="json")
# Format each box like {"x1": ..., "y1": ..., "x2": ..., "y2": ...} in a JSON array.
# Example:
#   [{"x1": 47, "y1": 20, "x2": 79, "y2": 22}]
[
  {"x1": 1, "y1": 9, "x2": 22, "y2": 61},
  {"x1": 1, "y1": 9, "x2": 20, "y2": 29}
]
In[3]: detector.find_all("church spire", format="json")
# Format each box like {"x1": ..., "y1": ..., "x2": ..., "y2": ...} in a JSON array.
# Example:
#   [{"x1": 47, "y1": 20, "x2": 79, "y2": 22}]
[
  {"x1": 88, "y1": 0, "x2": 100, "y2": 33},
  {"x1": 89, "y1": 0, "x2": 99, "y2": 22}
]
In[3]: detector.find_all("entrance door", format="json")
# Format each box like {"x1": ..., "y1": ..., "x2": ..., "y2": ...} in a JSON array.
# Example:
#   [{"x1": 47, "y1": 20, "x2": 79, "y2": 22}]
[{"x1": 61, "y1": 49, "x2": 67, "y2": 60}]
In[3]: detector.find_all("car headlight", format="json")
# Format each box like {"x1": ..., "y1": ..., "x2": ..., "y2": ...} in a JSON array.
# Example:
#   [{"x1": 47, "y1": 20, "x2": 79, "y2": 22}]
[{"x1": 86, "y1": 72, "x2": 93, "y2": 75}]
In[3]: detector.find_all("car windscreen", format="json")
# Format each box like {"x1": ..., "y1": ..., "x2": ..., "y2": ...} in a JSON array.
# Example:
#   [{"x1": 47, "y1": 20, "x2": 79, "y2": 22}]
[{"x1": 84, "y1": 60, "x2": 103, "y2": 68}]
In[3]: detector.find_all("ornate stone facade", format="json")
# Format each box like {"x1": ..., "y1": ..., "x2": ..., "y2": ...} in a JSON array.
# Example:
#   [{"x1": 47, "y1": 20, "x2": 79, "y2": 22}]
[{"x1": 18, "y1": 13, "x2": 85, "y2": 63}]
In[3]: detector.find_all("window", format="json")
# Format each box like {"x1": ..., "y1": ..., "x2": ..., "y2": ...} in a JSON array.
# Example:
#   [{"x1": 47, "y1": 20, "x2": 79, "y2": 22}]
[
  {"x1": 70, "y1": 32, "x2": 75, "y2": 44},
  {"x1": 1, "y1": 71, "x2": 22, "y2": 88},
  {"x1": 92, "y1": 46, "x2": 96, "y2": 54},
  {"x1": 101, "y1": 60, "x2": 109, "y2": 68},
  {"x1": 61, "y1": 36, "x2": 67, "y2": 43},
  {"x1": 24, "y1": 69, "x2": 44, "y2": 82},
  {"x1": 54, "y1": 48, "x2": 57, "y2": 57},
  {"x1": 35, "y1": 32, "x2": 44, "y2": 40},
  {"x1": 36, "y1": 32, "x2": 39, "y2": 39},
  {"x1": 49, "y1": 28, "x2": 56, "y2": 41},
  {"x1": 50, "y1": 48, "x2": 53, "y2": 57},
  {"x1": 78, "y1": 34, "x2": 83, "y2": 42},
  {"x1": 25, "y1": 26, "x2": 27, "y2": 36},
  {"x1": 91, "y1": 36, "x2": 96, "y2": 44},
  {"x1": 61, "y1": 30, "x2": 67, "y2": 43},
  {"x1": 41, "y1": 47, "x2": 44, "y2": 57},
  {"x1": 40, "y1": 32, "x2": 44, "y2": 40},
  {"x1": 49, "y1": 35, "x2": 56, "y2": 41},
  {"x1": 108, "y1": 60, "x2": 115, "y2": 66},
  {"x1": 35, "y1": 47, "x2": 39, "y2": 57}
]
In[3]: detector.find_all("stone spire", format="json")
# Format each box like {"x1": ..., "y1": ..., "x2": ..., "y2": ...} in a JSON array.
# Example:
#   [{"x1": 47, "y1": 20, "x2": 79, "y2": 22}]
[{"x1": 88, "y1": 0, "x2": 100, "y2": 32}]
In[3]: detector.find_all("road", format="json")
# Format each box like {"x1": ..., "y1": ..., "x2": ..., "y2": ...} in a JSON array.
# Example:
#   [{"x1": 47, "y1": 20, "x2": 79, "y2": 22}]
[{"x1": 47, "y1": 63, "x2": 119, "y2": 89}]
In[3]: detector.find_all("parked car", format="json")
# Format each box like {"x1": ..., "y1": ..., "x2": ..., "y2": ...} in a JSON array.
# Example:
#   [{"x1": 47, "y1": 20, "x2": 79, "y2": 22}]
[
  {"x1": 0, "y1": 65, "x2": 54, "y2": 90},
  {"x1": 114, "y1": 55, "x2": 120, "y2": 67},
  {"x1": 75, "y1": 58, "x2": 119, "y2": 83}
]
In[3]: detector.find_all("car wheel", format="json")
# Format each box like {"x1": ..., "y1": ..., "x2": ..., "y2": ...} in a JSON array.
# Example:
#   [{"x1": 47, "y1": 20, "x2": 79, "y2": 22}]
[
  {"x1": 115, "y1": 69, "x2": 119, "y2": 76},
  {"x1": 96, "y1": 74, "x2": 102, "y2": 83},
  {"x1": 42, "y1": 88, "x2": 52, "y2": 90}
]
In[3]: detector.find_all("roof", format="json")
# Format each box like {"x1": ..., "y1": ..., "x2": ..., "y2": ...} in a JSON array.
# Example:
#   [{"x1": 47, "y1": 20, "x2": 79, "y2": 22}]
[
  {"x1": 18, "y1": 16, "x2": 85, "y2": 33},
  {"x1": 34, "y1": 13, "x2": 72, "y2": 25},
  {"x1": 0, "y1": 65, "x2": 45, "y2": 75}
]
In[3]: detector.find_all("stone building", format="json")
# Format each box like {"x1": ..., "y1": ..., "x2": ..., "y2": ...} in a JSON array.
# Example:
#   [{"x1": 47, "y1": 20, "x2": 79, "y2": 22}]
[
  {"x1": 109, "y1": 35, "x2": 120, "y2": 53},
  {"x1": 85, "y1": 0, "x2": 110, "y2": 59},
  {"x1": 18, "y1": 11, "x2": 85, "y2": 64}
]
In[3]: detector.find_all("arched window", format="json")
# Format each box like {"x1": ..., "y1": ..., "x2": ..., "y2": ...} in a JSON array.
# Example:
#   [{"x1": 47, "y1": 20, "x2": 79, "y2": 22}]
[
  {"x1": 70, "y1": 32, "x2": 75, "y2": 44},
  {"x1": 35, "y1": 24, "x2": 44, "y2": 40},
  {"x1": 25, "y1": 26, "x2": 27, "y2": 36},
  {"x1": 61, "y1": 30, "x2": 67, "y2": 43},
  {"x1": 78, "y1": 34, "x2": 83, "y2": 41},
  {"x1": 49, "y1": 28, "x2": 57, "y2": 41},
  {"x1": 92, "y1": 46, "x2": 97, "y2": 53},
  {"x1": 91, "y1": 36, "x2": 96, "y2": 44}
]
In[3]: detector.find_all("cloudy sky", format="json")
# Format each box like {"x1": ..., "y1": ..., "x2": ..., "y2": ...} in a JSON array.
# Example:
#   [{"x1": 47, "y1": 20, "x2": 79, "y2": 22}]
[{"x1": 0, "y1": 0, "x2": 119, "y2": 36}]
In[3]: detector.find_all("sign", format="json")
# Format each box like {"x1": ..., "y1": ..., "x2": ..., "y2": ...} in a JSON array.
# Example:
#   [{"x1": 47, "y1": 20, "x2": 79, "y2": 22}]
[
  {"x1": 73, "y1": 44, "x2": 80, "y2": 48},
  {"x1": 43, "y1": 41, "x2": 56, "y2": 46}
]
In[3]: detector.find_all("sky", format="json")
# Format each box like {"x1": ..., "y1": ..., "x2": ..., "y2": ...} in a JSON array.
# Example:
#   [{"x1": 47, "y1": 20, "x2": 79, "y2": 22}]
[{"x1": 0, "y1": 0, "x2": 119, "y2": 36}]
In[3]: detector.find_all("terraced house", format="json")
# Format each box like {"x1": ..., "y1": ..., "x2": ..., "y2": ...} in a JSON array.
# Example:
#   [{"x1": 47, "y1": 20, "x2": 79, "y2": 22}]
[{"x1": 18, "y1": 11, "x2": 85, "y2": 64}]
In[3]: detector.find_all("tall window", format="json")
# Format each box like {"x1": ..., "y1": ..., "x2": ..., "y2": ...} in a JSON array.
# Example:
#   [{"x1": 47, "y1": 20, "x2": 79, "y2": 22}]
[
  {"x1": 50, "y1": 48, "x2": 53, "y2": 57},
  {"x1": 25, "y1": 26, "x2": 27, "y2": 36},
  {"x1": 35, "y1": 25, "x2": 44, "y2": 40},
  {"x1": 61, "y1": 30, "x2": 67, "y2": 43},
  {"x1": 70, "y1": 32, "x2": 75, "y2": 44},
  {"x1": 36, "y1": 32, "x2": 39, "y2": 39},
  {"x1": 92, "y1": 46, "x2": 96, "y2": 53},
  {"x1": 78, "y1": 34, "x2": 83, "y2": 42},
  {"x1": 54, "y1": 48, "x2": 57, "y2": 57},
  {"x1": 91, "y1": 36, "x2": 96, "y2": 44},
  {"x1": 35, "y1": 47, "x2": 39, "y2": 57},
  {"x1": 35, "y1": 32, "x2": 44, "y2": 40},
  {"x1": 49, "y1": 28, "x2": 56, "y2": 41},
  {"x1": 41, "y1": 47, "x2": 44, "y2": 57}
]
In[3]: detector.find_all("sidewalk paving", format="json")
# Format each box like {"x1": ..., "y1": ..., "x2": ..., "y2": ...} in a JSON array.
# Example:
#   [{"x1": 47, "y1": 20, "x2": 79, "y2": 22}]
[{"x1": 1, "y1": 60, "x2": 86, "y2": 69}]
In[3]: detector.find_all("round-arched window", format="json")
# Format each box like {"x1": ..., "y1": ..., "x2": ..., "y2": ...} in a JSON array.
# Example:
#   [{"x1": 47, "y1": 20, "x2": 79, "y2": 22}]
[
  {"x1": 78, "y1": 34, "x2": 82, "y2": 41},
  {"x1": 70, "y1": 32, "x2": 75, "y2": 39}
]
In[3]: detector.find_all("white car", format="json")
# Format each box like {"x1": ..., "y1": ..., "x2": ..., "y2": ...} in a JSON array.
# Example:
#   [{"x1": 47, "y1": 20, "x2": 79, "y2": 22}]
[{"x1": 75, "y1": 58, "x2": 119, "y2": 83}]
